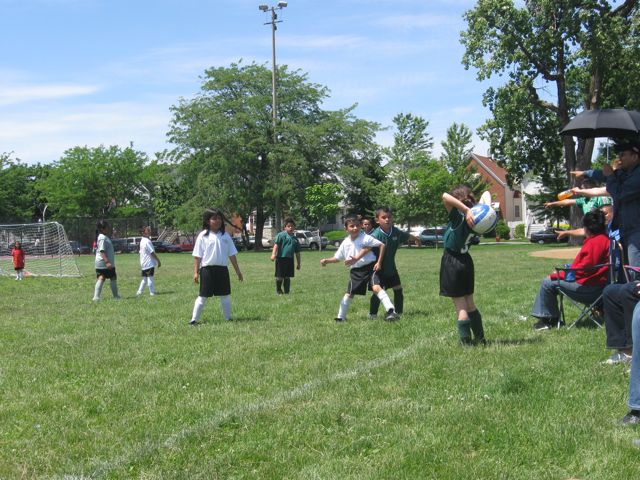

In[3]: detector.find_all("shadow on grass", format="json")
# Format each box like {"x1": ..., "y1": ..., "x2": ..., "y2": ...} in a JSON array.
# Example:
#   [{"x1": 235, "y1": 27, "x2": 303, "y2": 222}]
[{"x1": 484, "y1": 337, "x2": 545, "y2": 347}]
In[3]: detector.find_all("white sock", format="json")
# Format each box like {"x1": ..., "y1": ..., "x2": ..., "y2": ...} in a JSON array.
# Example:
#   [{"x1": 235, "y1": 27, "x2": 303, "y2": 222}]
[
  {"x1": 220, "y1": 295, "x2": 232, "y2": 320},
  {"x1": 110, "y1": 280, "x2": 120, "y2": 298},
  {"x1": 338, "y1": 294, "x2": 351, "y2": 319},
  {"x1": 192, "y1": 296, "x2": 207, "y2": 322},
  {"x1": 137, "y1": 278, "x2": 146, "y2": 295},
  {"x1": 93, "y1": 278, "x2": 104, "y2": 300},
  {"x1": 376, "y1": 290, "x2": 394, "y2": 312},
  {"x1": 148, "y1": 276, "x2": 156, "y2": 295}
]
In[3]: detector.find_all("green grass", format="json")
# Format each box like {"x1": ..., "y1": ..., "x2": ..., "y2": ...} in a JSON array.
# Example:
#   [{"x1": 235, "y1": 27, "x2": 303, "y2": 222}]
[{"x1": 1, "y1": 245, "x2": 638, "y2": 479}]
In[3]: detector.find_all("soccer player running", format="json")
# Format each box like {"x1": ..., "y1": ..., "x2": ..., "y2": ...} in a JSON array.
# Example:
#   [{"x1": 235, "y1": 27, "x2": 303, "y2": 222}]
[{"x1": 368, "y1": 207, "x2": 421, "y2": 320}]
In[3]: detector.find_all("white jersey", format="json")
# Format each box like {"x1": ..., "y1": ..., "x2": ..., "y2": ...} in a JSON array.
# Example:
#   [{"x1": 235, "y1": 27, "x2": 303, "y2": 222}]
[
  {"x1": 139, "y1": 237, "x2": 157, "y2": 270},
  {"x1": 334, "y1": 232, "x2": 382, "y2": 269},
  {"x1": 192, "y1": 229, "x2": 238, "y2": 266}
]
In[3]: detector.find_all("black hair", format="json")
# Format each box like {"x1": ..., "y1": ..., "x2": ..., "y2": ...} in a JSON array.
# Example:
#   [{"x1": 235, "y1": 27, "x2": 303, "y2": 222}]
[
  {"x1": 95, "y1": 220, "x2": 111, "y2": 241},
  {"x1": 374, "y1": 206, "x2": 392, "y2": 218},
  {"x1": 582, "y1": 209, "x2": 606, "y2": 236},
  {"x1": 202, "y1": 208, "x2": 229, "y2": 235},
  {"x1": 283, "y1": 217, "x2": 296, "y2": 227},
  {"x1": 449, "y1": 185, "x2": 476, "y2": 208},
  {"x1": 343, "y1": 215, "x2": 360, "y2": 228},
  {"x1": 13, "y1": 241, "x2": 22, "y2": 250}
]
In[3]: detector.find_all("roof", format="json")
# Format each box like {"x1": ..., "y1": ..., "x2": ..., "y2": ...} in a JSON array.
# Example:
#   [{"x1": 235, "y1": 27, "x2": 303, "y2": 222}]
[{"x1": 469, "y1": 153, "x2": 508, "y2": 187}]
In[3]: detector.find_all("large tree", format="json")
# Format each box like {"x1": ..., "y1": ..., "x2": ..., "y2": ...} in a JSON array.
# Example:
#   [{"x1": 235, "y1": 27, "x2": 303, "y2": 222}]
[
  {"x1": 168, "y1": 62, "x2": 381, "y2": 244},
  {"x1": 461, "y1": 0, "x2": 640, "y2": 185},
  {"x1": 0, "y1": 154, "x2": 50, "y2": 222},
  {"x1": 38, "y1": 145, "x2": 149, "y2": 218}
]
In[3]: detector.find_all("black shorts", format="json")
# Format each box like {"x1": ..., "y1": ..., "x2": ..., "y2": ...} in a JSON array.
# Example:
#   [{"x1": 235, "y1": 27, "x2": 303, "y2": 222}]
[
  {"x1": 141, "y1": 268, "x2": 155, "y2": 277},
  {"x1": 274, "y1": 257, "x2": 294, "y2": 278},
  {"x1": 374, "y1": 271, "x2": 401, "y2": 289},
  {"x1": 439, "y1": 249, "x2": 474, "y2": 297},
  {"x1": 199, "y1": 265, "x2": 231, "y2": 297},
  {"x1": 96, "y1": 268, "x2": 117, "y2": 280},
  {"x1": 347, "y1": 263, "x2": 377, "y2": 296}
]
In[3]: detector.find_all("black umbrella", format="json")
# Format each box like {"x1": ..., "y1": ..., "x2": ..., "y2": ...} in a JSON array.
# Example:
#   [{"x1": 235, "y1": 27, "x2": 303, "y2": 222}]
[{"x1": 560, "y1": 108, "x2": 640, "y2": 139}]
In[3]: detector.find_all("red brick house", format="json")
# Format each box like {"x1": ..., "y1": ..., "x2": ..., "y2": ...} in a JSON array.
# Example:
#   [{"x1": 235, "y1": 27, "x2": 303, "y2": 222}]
[{"x1": 468, "y1": 153, "x2": 523, "y2": 223}]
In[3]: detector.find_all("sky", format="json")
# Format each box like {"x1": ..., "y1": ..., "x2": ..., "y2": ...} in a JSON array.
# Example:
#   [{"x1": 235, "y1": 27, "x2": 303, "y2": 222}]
[{"x1": 0, "y1": 0, "x2": 495, "y2": 165}]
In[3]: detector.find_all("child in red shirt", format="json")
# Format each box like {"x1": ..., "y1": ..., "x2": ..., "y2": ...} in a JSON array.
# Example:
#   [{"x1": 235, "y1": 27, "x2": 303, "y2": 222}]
[{"x1": 11, "y1": 241, "x2": 25, "y2": 280}]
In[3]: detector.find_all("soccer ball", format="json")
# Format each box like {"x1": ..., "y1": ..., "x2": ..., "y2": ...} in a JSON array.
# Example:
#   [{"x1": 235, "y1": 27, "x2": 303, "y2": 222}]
[{"x1": 469, "y1": 204, "x2": 497, "y2": 234}]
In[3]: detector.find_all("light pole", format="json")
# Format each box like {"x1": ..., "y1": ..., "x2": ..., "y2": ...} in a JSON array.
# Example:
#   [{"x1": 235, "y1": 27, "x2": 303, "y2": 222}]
[{"x1": 259, "y1": 1, "x2": 287, "y2": 232}]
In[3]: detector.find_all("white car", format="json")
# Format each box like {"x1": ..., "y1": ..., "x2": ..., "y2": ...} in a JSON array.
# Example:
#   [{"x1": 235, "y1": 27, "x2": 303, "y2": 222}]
[{"x1": 295, "y1": 230, "x2": 329, "y2": 250}]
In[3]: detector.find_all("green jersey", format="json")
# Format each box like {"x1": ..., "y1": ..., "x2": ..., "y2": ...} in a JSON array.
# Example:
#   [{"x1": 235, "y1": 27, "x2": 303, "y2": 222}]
[
  {"x1": 274, "y1": 231, "x2": 300, "y2": 258},
  {"x1": 443, "y1": 209, "x2": 476, "y2": 254},
  {"x1": 370, "y1": 226, "x2": 409, "y2": 275},
  {"x1": 575, "y1": 196, "x2": 611, "y2": 214}
]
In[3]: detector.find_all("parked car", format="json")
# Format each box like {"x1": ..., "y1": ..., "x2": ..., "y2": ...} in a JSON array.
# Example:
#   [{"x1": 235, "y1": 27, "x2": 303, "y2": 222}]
[
  {"x1": 419, "y1": 227, "x2": 480, "y2": 247},
  {"x1": 295, "y1": 230, "x2": 329, "y2": 250},
  {"x1": 419, "y1": 227, "x2": 446, "y2": 247},
  {"x1": 69, "y1": 240, "x2": 91, "y2": 255},
  {"x1": 111, "y1": 238, "x2": 138, "y2": 253},
  {"x1": 232, "y1": 236, "x2": 246, "y2": 251},
  {"x1": 529, "y1": 228, "x2": 569, "y2": 244},
  {"x1": 152, "y1": 241, "x2": 183, "y2": 253},
  {"x1": 247, "y1": 236, "x2": 272, "y2": 249},
  {"x1": 177, "y1": 242, "x2": 194, "y2": 252}
]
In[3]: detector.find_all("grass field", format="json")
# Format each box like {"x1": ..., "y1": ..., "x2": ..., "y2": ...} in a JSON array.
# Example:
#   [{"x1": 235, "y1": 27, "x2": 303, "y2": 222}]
[{"x1": 1, "y1": 244, "x2": 638, "y2": 479}]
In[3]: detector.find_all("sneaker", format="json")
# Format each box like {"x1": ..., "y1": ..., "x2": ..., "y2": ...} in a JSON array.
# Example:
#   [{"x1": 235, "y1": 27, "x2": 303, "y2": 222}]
[
  {"x1": 334, "y1": 317, "x2": 344, "y2": 322},
  {"x1": 189, "y1": 319, "x2": 199, "y2": 326},
  {"x1": 603, "y1": 352, "x2": 632, "y2": 365},
  {"x1": 385, "y1": 310, "x2": 399, "y2": 322},
  {"x1": 367, "y1": 314, "x2": 377, "y2": 320},
  {"x1": 620, "y1": 411, "x2": 640, "y2": 426},
  {"x1": 533, "y1": 319, "x2": 551, "y2": 330}
]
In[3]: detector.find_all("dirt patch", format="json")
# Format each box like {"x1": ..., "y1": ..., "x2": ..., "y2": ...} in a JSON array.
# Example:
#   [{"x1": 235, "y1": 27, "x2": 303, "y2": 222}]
[{"x1": 529, "y1": 247, "x2": 580, "y2": 260}]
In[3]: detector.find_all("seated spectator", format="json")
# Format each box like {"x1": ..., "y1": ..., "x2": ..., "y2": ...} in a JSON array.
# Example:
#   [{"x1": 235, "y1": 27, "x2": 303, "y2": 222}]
[
  {"x1": 530, "y1": 209, "x2": 610, "y2": 330},
  {"x1": 602, "y1": 278, "x2": 639, "y2": 365},
  {"x1": 620, "y1": 298, "x2": 640, "y2": 425}
]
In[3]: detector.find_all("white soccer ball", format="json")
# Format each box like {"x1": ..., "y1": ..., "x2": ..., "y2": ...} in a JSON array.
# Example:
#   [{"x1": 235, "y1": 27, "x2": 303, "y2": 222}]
[{"x1": 469, "y1": 204, "x2": 498, "y2": 234}]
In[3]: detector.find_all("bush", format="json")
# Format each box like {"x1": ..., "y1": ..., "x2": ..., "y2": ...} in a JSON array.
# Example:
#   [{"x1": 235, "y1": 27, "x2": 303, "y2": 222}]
[
  {"x1": 495, "y1": 220, "x2": 511, "y2": 240},
  {"x1": 324, "y1": 230, "x2": 346, "y2": 242},
  {"x1": 515, "y1": 223, "x2": 525, "y2": 239}
]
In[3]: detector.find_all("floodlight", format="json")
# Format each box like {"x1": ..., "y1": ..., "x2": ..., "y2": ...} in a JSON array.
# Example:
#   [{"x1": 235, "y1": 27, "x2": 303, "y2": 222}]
[
  {"x1": 278, "y1": 1, "x2": 287, "y2": 8},
  {"x1": 259, "y1": 4, "x2": 269, "y2": 11}
]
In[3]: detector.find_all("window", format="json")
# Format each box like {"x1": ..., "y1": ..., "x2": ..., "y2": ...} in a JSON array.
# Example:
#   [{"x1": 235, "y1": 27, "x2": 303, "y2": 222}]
[{"x1": 514, "y1": 205, "x2": 520, "y2": 219}]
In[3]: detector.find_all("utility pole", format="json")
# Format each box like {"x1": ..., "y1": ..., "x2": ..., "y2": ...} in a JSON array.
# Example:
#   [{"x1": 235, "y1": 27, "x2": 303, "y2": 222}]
[{"x1": 259, "y1": 1, "x2": 287, "y2": 232}]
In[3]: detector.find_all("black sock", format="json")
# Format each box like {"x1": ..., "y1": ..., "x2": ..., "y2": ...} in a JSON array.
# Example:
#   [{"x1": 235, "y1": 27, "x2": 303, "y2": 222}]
[
  {"x1": 468, "y1": 309, "x2": 485, "y2": 342},
  {"x1": 457, "y1": 319, "x2": 472, "y2": 345},
  {"x1": 393, "y1": 289, "x2": 404, "y2": 314},
  {"x1": 369, "y1": 294, "x2": 380, "y2": 316},
  {"x1": 276, "y1": 279, "x2": 283, "y2": 294},
  {"x1": 283, "y1": 278, "x2": 290, "y2": 294}
]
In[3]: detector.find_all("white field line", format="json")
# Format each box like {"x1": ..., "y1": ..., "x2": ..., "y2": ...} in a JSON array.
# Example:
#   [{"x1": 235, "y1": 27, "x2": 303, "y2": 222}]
[{"x1": 85, "y1": 336, "x2": 431, "y2": 478}]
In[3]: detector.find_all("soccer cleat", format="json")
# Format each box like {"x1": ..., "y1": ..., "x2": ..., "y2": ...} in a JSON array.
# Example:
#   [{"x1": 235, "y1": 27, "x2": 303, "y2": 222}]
[
  {"x1": 334, "y1": 317, "x2": 344, "y2": 322},
  {"x1": 367, "y1": 314, "x2": 377, "y2": 320},
  {"x1": 620, "y1": 411, "x2": 640, "y2": 426},
  {"x1": 92, "y1": 297, "x2": 100, "y2": 302},
  {"x1": 603, "y1": 352, "x2": 632, "y2": 365},
  {"x1": 385, "y1": 310, "x2": 399, "y2": 322},
  {"x1": 189, "y1": 319, "x2": 199, "y2": 326}
]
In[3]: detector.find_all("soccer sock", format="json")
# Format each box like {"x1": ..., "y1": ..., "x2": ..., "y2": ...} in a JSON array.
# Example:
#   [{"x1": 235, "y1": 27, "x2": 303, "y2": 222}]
[
  {"x1": 137, "y1": 278, "x2": 146, "y2": 295},
  {"x1": 93, "y1": 278, "x2": 104, "y2": 300},
  {"x1": 393, "y1": 289, "x2": 404, "y2": 314},
  {"x1": 369, "y1": 294, "x2": 381, "y2": 316},
  {"x1": 148, "y1": 277, "x2": 156, "y2": 295},
  {"x1": 338, "y1": 294, "x2": 351, "y2": 319},
  {"x1": 376, "y1": 290, "x2": 394, "y2": 313},
  {"x1": 220, "y1": 295, "x2": 232, "y2": 320},
  {"x1": 192, "y1": 296, "x2": 207, "y2": 322},
  {"x1": 457, "y1": 318, "x2": 473, "y2": 345},
  {"x1": 283, "y1": 278, "x2": 290, "y2": 294},
  {"x1": 468, "y1": 309, "x2": 485, "y2": 342},
  {"x1": 276, "y1": 279, "x2": 283, "y2": 294},
  {"x1": 110, "y1": 280, "x2": 120, "y2": 298}
]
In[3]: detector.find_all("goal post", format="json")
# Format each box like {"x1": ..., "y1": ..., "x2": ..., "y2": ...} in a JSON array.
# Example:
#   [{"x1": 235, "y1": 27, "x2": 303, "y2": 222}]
[{"x1": 0, "y1": 222, "x2": 81, "y2": 277}]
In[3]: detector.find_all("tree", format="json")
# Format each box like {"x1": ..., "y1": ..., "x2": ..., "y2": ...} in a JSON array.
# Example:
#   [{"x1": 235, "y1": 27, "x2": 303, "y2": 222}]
[
  {"x1": 0, "y1": 153, "x2": 50, "y2": 222},
  {"x1": 168, "y1": 62, "x2": 381, "y2": 245},
  {"x1": 440, "y1": 122, "x2": 488, "y2": 194},
  {"x1": 303, "y1": 184, "x2": 341, "y2": 227},
  {"x1": 38, "y1": 145, "x2": 149, "y2": 218},
  {"x1": 461, "y1": 0, "x2": 640, "y2": 182},
  {"x1": 384, "y1": 113, "x2": 434, "y2": 227}
]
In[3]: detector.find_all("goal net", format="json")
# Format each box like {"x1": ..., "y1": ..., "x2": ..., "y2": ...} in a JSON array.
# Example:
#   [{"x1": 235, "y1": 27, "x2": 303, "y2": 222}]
[{"x1": 0, "y1": 222, "x2": 81, "y2": 277}]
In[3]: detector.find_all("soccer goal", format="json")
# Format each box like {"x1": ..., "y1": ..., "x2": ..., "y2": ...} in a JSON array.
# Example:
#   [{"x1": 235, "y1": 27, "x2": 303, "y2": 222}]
[{"x1": 0, "y1": 222, "x2": 81, "y2": 277}]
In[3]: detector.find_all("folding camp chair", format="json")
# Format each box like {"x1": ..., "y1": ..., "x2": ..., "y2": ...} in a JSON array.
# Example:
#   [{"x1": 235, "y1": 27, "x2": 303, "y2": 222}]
[{"x1": 555, "y1": 263, "x2": 611, "y2": 329}]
